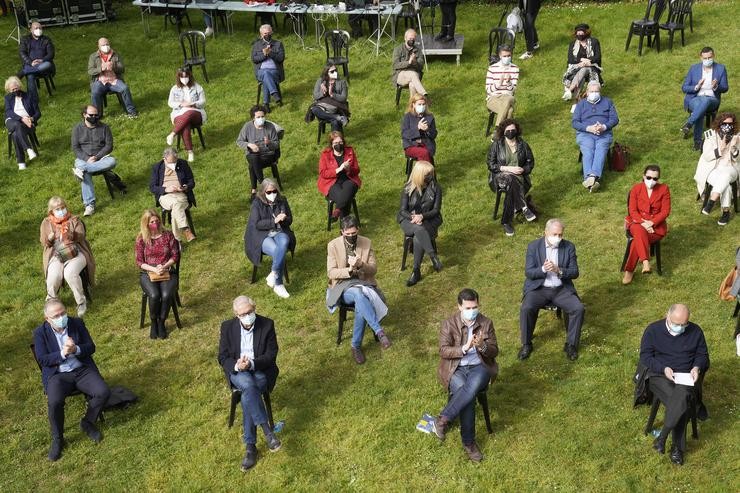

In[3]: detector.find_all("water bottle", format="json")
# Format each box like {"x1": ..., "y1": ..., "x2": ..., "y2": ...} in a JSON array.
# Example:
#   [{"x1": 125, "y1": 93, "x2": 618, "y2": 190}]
[
  {"x1": 650, "y1": 428, "x2": 661, "y2": 438},
  {"x1": 273, "y1": 420, "x2": 285, "y2": 433}
]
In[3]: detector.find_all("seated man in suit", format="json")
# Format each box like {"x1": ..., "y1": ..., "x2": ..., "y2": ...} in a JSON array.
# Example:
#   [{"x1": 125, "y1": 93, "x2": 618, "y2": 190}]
[
  {"x1": 33, "y1": 299, "x2": 111, "y2": 461},
  {"x1": 88, "y1": 37, "x2": 137, "y2": 118},
  {"x1": 392, "y1": 29, "x2": 427, "y2": 99},
  {"x1": 327, "y1": 215, "x2": 391, "y2": 364},
  {"x1": 681, "y1": 47, "x2": 729, "y2": 151},
  {"x1": 18, "y1": 21, "x2": 55, "y2": 101},
  {"x1": 149, "y1": 147, "x2": 196, "y2": 242},
  {"x1": 218, "y1": 295, "x2": 281, "y2": 472},
  {"x1": 518, "y1": 218, "x2": 585, "y2": 361},
  {"x1": 639, "y1": 303, "x2": 709, "y2": 465},
  {"x1": 432, "y1": 288, "x2": 499, "y2": 462},
  {"x1": 251, "y1": 24, "x2": 285, "y2": 112}
]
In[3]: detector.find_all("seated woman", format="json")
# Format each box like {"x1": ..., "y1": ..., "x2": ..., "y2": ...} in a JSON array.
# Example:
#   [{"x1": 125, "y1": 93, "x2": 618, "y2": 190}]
[
  {"x1": 40, "y1": 196, "x2": 95, "y2": 316},
  {"x1": 695, "y1": 112, "x2": 739, "y2": 226},
  {"x1": 486, "y1": 118, "x2": 536, "y2": 236},
  {"x1": 135, "y1": 209, "x2": 180, "y2": 340},
  {"x1": 166, "y1": 67, "x2": 206, "y2": 163},
  {"x1": 397, "y1": 160, "x2": 443, "y2": 287},
  {"x1": 236, "y1": 105, "x2": 281, "y2": 197},
  {"x1": 4, "y1": 76, "x2": 40, "y2": 170},
  {"x1": 310, "y1": 63, "x2": 349, "y2": 132},
  {"x1": 623, "y1": 165, "x2": 671, "y2": 285},
  {"x1": 562, "y1": 23, "x2": 602, "y2": 101},
  {"x1": 318, "y1": 131, "x2": 362, "y2": 220},
  {"x1": 244, "y1": 178, "x2": 295, "y2": 299},
  {"x1": 401, "y1": 94, "x2": 437, "y2": 163}
]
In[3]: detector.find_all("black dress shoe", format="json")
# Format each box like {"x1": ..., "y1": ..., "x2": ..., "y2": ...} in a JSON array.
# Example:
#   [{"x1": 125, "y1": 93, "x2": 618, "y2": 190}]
[
  {"x1": 241, "y1": 444, "x2": 258, "y2": 471},
  {"x1": 652, "y1": 436, "x2": 666, "y2": 454},
  {"x1": 48, "y1": 438, "x2": 64, "y2": 461},
  {"x1": 430, "y1": 254, "x2": 443, "y2": 272},
  {"x1": 669, "y1": 445, "x2": 684, "y2": 465},
  {"x1": 80, "y1": 419, "x2": 102, "y2": 443},
  {"x1": 564, "y1": 343, "x2": 578, "y2": 361},
  {"x1": 517, "y1": 344, "x2": 532, "y2": 360},
  {"x1": 406, "y1": 268, "x2": 421, "y2": 287}
]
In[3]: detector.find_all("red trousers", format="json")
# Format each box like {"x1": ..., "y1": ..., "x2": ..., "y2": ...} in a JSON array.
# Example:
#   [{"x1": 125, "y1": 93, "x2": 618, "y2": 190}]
[
  {"x1": 404, "y1": 144, "x2": 433, "y2": 163},
  {"x1": 625, "y1": 223, "x2": 663, "y2": 272},
  {"x1": 172, "y1": 111, "x2": 202, "y2": 151}
]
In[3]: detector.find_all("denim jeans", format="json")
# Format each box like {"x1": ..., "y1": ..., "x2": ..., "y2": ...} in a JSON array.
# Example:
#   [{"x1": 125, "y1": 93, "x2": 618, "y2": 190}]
[
  {"x1": 441, "y1": 364, "x2": 490, "y2": 445},
  {"x1": 341, "y1": 286, "x2": 382, "y2": 348},
  {"x1": 310, "y1": 106, "x2": 344, "y2": 132},
  {"x1": 576, "y1": 131, "x2": 613, "y2": 180},
  {"x1": 687, "y1": 96, "x2": 720, "y2": 144},
  {"x1": 261, "y1": 232, "x2": 290, "y2": 285},
  {"x1": 257, "y1": 69, "x2": 280, "y2": 103},
  {"x1": 91, "y1": 80, "x2": 137, "y2": 115},
  {"x1": 229, "y1": 370, "x2": 269, "y2": 446},
  {"x1": 22, "y1": 61, "x2": 53, "y2": 99},
  {"x1": 74, "y1": 156, "x2": 117, "y2": 207}
]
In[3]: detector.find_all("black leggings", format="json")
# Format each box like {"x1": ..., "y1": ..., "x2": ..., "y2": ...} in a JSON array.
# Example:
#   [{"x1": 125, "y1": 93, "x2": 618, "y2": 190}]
[
  {"x1": 246, "y1": 150, "x2": 279, "y2": 190},
  {"x1": 327, "y1": 179, "x2": 358, "y2": 216},
  {"x1": 400, "y1": 220, "x2": 438, "y2": 269},
  {"x1": 140, "y1": 271, "x2": 179, "y2": 320}
]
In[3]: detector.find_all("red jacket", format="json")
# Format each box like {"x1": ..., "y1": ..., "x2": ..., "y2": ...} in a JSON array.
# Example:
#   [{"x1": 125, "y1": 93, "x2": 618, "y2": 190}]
[
  {"x1": 317, "y1": 146, "x2": 362, "y2": 196},
  {"x1": 625, "y1": 182, "x2": 671, "y2": 236}
]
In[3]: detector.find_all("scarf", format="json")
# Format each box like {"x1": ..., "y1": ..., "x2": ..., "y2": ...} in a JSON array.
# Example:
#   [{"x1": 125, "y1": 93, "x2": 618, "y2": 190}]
[
  {"x1": 572, "y1": 38, "x2": 594, "y2": 59},
  {"x1": 49, "y1": 212, "x2": 72, "y2": 243}
]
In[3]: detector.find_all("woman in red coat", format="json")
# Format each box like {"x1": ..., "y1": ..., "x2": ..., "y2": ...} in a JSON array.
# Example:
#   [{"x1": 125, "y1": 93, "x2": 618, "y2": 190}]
[
  {"x1": 317, "y1": 131, "x2": 362, "y2": 218},
  {"x1": 622, "y1": 164, "x2": 671, "y2": 284}
]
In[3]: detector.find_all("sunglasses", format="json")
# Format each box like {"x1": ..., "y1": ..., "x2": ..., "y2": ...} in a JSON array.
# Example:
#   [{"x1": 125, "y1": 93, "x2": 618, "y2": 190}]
[
  {"x1": 328, "y1": 70, "x2": 337, "y2": 74},
  {"x1": 265, "y1": 190, "x2": 277, "y2": 194},
  {"x1": 644, "y1": 176, "x2": 659, "y2": 181}
]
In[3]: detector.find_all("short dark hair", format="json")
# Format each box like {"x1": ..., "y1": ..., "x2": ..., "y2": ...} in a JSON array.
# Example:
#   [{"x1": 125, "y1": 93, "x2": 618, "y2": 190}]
[
  {"x1": 643, "y1": 164, "x2": 661, "y2": 175},
  {"x1": 82, "y1": 104, "x2": 99, "y2": 115},
  {"x1": 457, "y1": 288, "x2": 479, "y2": 305},
  {"x1": 250, "y1": 104, "x2": 268, "y2": 118},
  {"x1": 498, "y1": 44, "x2": 512, "y2": 54},
  {"x1": 700, "y1": 46, "x2": 714, "y2": 55},
  {"x1": 340, "y1": 215, "x2": 359, "y2": 231}
]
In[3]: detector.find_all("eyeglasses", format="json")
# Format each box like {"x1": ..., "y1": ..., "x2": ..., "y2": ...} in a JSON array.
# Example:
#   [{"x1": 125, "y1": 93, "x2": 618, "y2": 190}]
[{"x1": 644, "y1": 176, "x2": 659, "y2": 181}]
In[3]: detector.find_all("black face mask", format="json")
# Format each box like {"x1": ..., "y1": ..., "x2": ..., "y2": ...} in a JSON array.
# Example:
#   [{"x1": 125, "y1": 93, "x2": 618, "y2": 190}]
[
  {"x1": 719, "y1": 123, "x2": 735, "y2": 136},
  {"x1": 424, "y1": 174, "x2": 433, "y2": 185},
  {"x1": 504, "y1": 129, "x2": 518, "y2": 139},
  {"x1": 407, "y1": 39, "x2": 415, "y2": 48},
  {"x1": 12, "y1": 89, "x2": 22, "y2": 97},
  {"x1": 333, "y1": 143, "x2": 344, "y2": 153},
  {"x1": 344, "y1": 234, "x2": 358, "y2": 245},
  {"x1": 575, "y1": 34, "x2": 587, "y2": 41},
  {"x1": 263, "y1": 34, "x2": 272, "y2": 42},
  {"x1": 85, "y1": 115, "x2": 100, "y2": 125}
]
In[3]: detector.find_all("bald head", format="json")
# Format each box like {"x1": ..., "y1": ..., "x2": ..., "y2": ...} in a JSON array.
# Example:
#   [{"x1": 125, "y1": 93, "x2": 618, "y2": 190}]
[{"x1": 667, "y1": 304, "x2": 690, "y2": 325}]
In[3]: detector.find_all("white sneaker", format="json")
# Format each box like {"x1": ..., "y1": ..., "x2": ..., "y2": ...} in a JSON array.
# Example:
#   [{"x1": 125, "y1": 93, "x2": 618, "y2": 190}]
[
  {"x1": 519, "y1": 51, "x2": 533, "y2": 60},
  {"x1": 204, "y1": 27, "x2": 214, "y2": 37},
  {"x1": 590, "y1": 180, "x2": 600, "y2": 193},
  {"x1": 265, "y1": 271, "x2": 277, "y2": 288},
  {"x1": 18, "y1": 162, "x2": 27, "y2": 170},
  {"x1": 83, "y1": 205, "x2": 95, "y2": 216},
  {"x1": 77, "y1": 302, "x2": 87, "y2": 317},
  {"x1": 166, "y1": 133, "x2": 175, "y2": 146},
  {"x1": 187, "y1": 151, "x2": 194, "y2": 162},
  {"x1": 72, "y1": 167, "x2": 85, "y2": 181},
  {"x1": 562, "y1": 88, "x2": 572, "y2": 100},
  {"x1": 582, "y1": 176, "x2": 595, "y2": 189},
  {"x1": 27, "y1": 148, "x2": 37, "y2": 160},
  {"x1": 273, "y1": 284, "x2": 290, "y2": 299}
]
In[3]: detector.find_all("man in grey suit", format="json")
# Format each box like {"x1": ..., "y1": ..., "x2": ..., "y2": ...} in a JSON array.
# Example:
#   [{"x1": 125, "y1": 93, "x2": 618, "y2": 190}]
[{"x1": 518, "y1": 218, "x2": 585, "y2": 361}]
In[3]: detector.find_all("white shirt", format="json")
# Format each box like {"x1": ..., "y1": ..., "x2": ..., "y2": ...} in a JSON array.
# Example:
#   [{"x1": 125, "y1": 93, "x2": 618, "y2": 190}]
[
  {"x1": 234, "y1": 323, "x2": 255, "y2": 372},
  {"x1": 14, "y1": 97, "x2": 30, "y2": 118},
  {"x1": 697, "y1": 66, "x2": 714, "y2": 97},
  {"x1": 52, "y1": 327, "x2": 83, "y2": 373},
  {"x1": 542, "y1": 242, "x2": 562, "y2": 288}
]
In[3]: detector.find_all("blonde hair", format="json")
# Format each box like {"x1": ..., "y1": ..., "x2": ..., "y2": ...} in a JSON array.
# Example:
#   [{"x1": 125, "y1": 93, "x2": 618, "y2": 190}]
[
  {"x1": 405, "y1": 160, "x2": 435, "y2": 195},
  {"x1": 138, "y1": 209, "x2": 163, "y2": 244},
  {"x1": 47, "y1": 196, "x2": 67, "y2": 213},
  {"x1": 4, "y1": 76, "x2": 23, "y2": 94},
  {"x1": 406, "y1": 93, "x2": 427, "y2": 115}
]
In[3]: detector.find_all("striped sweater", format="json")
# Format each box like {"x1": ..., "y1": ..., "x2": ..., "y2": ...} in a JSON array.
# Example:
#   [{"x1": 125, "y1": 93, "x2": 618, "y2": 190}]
[{"x1": 485, "y1": 61, "x2": 519, "y2": 98}]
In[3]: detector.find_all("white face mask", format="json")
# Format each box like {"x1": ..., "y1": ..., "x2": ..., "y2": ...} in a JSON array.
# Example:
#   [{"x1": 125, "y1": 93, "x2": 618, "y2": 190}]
[
  {"x1": 179, "y1": 77, "x2": 190, "y2": 86},
  {"x1": 53, "y1": 208, "x2": 67, "y2": 218},
  {"x1": 547, "y1": 235, "x2": 562, "y2": 247},
  {"x1": 644, "y1": 177, "x2": 657, "y2": 189},
  {"x1": 500, "y1": 56, "x2": 511, "y2": 66},
  {"x1": 33, "y1": 29, "x2": 43, "y2": 37},
  {"x1": 328, "y1": 71, "x2": 338, "y2": 80},
  {"x1": 100, "y1": 44, "x2": 111, "y2": 54},
  {"x1": 415, "y1": 104, "x2": 426, "y2": 114},
  {"x1": 265, "y1": 192, "x2": 277, "y2": 202},
  {"x1": 254, "y1": 117, "x2": 265, "y2": 127},
  {"x1": 587, "y1": 92, "x2": 600, "y2": 103},
  {"x1": 239, "y1": 312, "x2": 256, "y2": 327},
  {"x1": 165, "y1": 161, "x2": 177, "y2": 171}
]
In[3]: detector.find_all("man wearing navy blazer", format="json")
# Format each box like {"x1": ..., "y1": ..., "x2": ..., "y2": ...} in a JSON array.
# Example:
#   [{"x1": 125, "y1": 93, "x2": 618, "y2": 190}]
[
  {"x1": 33, "y1": 299, "x2": 110, "y2": 461},
  {"x1": 519, "y1": 218, "x2": 585, "y2": 361},
  {"x1": 681, "y1": 47, "x2": 730, "y2": 150},
  {"x1": 218, "y1": 295, "x2": 281, "y2": 472}
]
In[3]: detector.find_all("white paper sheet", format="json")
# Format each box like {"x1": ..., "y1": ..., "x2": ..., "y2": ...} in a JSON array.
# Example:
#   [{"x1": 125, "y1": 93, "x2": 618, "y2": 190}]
[{"x1": 673, "y1": 372, "x2": 694, "y2": 387}]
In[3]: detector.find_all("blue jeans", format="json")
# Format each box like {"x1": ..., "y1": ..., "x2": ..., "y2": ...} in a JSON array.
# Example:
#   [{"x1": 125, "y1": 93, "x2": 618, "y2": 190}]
[
  {"x1": 441, "y1": 364, "x2": 490, "y2": 446},
  {"x1": 229, "y1": 370, "x2": 269, "y2": 446},
  {"x1": 261, "y1": 232, "x2": 289, "y2": 285},
  {"x1": 687, "y1": 96, "x2": 720, "y2": 144},
  {"x1": 74, "y1": 156, "x2": 117, "y2": 207},
  {"x1": 576, "y1": 131, "x2": 613, "y2": 180},
  {"x1": 91, "y1": 80, "x2": 137, "y2": 115},
  {"x1": 341, "y1": 287, "x2": 382, "y2": 349},
  {"x1": 257, "y1": 69, "x2": 280, "y2": 104},
  {"x1": 22, "y1": 61, "x2": 54, "y2": 99}
]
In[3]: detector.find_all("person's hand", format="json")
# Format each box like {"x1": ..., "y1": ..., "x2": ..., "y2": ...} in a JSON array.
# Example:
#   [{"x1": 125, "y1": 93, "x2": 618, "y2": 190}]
[
  {"x1": 641, "y1": 220, "x2": 654, "y2": 230},
  {"x1": 409, "y1": 52, "x2": 416, "y2": 63},
  {"x1": 320, "y1": 82, "x2": 327, "y2": 94},
  {"x1": 247, "y1": 143, "x2": 259, "y2": 153},
  {"x1": 347, "y1": 255, "x2": 357, "y2": 268},
  {"x1": 543, "y1": 259, "x2": 558, "y2": 273},
  {"x1": 165, "y1": 185, "x2": 178, "y2": 193},
  {"x1": 690, "y1": 367, "x2": 700, "y2": 382},
  {"x1": 262, "y1": 45, "x2": 271, "y2": 56},
  {"x1": 711, "y1": 79, "x2": 718, "y2": 90},
  {"x1": 87, "y1": 156, "x2": 98, "y2": 163},
  {"x1": 47, "y1": 231, "x2": 56, "y2": 242},
  {"x1": 63, "y1": 337, "x2": 76, "y2": 356},
  {"x1": 411, "y1": 213, "x2": 423, "y2": 224},
  {"x1": 237, "y1": 356, "x2": 250, "y2": 371},
  {"x1": 580, "y1": 58, "x2": 591, "y2": 67},
  {"x1": 509, "y1": 166, "x2": 524, "y2": 175},
  {"x1": 263, "y1": 136, "x2": 270, "y2": 146},
  {"x1": 274, "y1": 213, "x2": 287, "y2": 223},
  {"x1": 418, "y1": 118, "x2": 429, "y2": 131},
  {"x1": 694, "y1": 79, "x2": 704, "y2": 91},
  {"x1": 663, "y1": 367, "x2": 675, "y2": 382},
  {"x1": 156, "y1": 264, "x2": 167, "y2": 275},
  {"x1": 22, "y1": 116, "x2": 33, "y2": 128},
  {"x1": 32, "y1": 59, "x2": 42, "y2": 66},
  {"x1": 353, "y1": 257, "x2": 364, "y2": 269}
]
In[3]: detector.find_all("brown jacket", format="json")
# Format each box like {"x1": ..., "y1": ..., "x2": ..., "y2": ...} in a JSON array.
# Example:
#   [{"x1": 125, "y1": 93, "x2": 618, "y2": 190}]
[
  {"x1": 326, "y1": 235, "x2": 377, "y2": 288},
  {"x1": 40, "y1": 215, "x2": 96, "y2": 285},
  {"x1": 437, "y1": 312, "x2": 499, "y2": 390}
]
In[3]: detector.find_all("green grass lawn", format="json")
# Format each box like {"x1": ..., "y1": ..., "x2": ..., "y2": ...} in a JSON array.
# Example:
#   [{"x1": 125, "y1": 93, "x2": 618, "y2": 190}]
[{"x1": 1, "y1": 0, "x2": 738, "y2": 490}]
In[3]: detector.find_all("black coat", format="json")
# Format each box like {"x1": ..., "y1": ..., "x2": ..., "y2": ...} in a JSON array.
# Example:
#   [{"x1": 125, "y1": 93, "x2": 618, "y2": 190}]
[
  {"x1": 218, "y1": 315, "x2": 279, "y2": 392},
  {"x1": 396, "y1": 181, "x2": 443, "y2": 230},
  {"x1": 19, "y1": 34, "x2": 55, "y2": 66},
  {"x1": 486, "y1": 137, "x2": 535, "y2": 193},
  {"x1": 566, "y1": 37, "x2": 602, "y2": 69},
  {"x1": 244, "y1": 196, "x2": 296, "y2": 266},
  {"x1": 149, "y1": 158, "x2": 196, "y2": 207}
]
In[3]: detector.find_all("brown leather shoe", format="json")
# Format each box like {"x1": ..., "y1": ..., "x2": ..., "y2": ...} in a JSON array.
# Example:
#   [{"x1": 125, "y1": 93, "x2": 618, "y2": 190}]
[
  {"x1": 183, "y1": 228, "x2": 196, "y2": 242},
  {"x1": 432, "y1": 415, "x2": 447, "y2": 441},
  {"x1": 463, "y1": 442, "x2": 483, "y2": 462},
  {"x1": 378, "y1": 333, "x2": 392, "y2": 349},
  {"x1": 351, "y1": 347, "x2": 365, "y2": 364}
]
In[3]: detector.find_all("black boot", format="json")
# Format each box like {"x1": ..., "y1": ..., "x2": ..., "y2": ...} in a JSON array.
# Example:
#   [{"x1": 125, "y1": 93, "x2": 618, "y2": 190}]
[
  {"x1": 701, "y1": 199, "x2": 715, "y2": 216},
  {"x1": 150, "y1": 319, "x2": 158, "y2": 339},
  {"x1": 407, "y1": 268, "x2": 421, "y2": 287},
  {"x1": 104, "y1": 171, "x2": 128, "y2": 194},
  {"x1": 158, "y1": 318, "x2": 168, "y2": 339},
  {"x1": 430, "y1": 254, "x2": 443, "y2": 272}
]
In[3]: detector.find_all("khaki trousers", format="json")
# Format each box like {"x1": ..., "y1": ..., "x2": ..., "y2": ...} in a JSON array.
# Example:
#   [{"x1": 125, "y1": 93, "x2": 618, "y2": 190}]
[
  {"x1": 159, "y1": 193, "x2": 190, "y2": 239},
  {"x1": 397, "y1": 71, "x2": 426, "y2": 99},
  {"x1": 46, "y1": 254, "x2": 87, "y2": 305},
  {"x1": 486, "y1": 94, "x2": 516, "y2": 128}
]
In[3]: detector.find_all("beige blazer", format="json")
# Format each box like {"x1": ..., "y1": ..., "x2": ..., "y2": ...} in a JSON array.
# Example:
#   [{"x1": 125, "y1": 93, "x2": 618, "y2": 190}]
[{"x1": 326, "y1": 235, "x2": 377, "y2": 288}]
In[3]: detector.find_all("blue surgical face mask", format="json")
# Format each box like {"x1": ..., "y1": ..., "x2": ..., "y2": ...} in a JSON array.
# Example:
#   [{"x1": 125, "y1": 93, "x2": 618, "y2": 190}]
[
  {"x1": 668, "y1": 322, "x2": 686, "y2": 335},
  {"x1": 702, "y1": 58, "x2": 714, "y2": 67},
  {"x1": 53, "y1": 208, "x2": 67, "y2": 219},
  {"x1": 239, "y1": 312, "x2": 256, "y2": 327},
  {"x1": 51, "y1": 314, "x2": 68, "y2": 329},
  {"x1": 254, "y1": 117, "x2": 265, "y2": 127},
  {"x1": 587, "y1": 92, "x2": 600, "y2": 103},
  {"x1": 462, "y1": 308, "x2": 479, "y2": 321},
  {"x1": 500, "y1": 56, "x2": 512, "y2": 66},
  {"x1": 415, "y1": 104, "x2": 426, "y2": 114}
]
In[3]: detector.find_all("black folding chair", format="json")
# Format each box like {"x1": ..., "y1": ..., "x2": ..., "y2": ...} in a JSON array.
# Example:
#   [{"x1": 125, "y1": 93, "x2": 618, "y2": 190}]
[
  {"x1": 659, "y1": 0, "x2": 691, "y2": 51},
  {"x1": 487, "y1": 27, "x2": 516, "y2": 64},
  {"x1": 228, "y1": 382, "x2": 274, "y2": 430},
  {"x1": 324, "y1": 30, "x2": 351, "y2": 84},
  {"x1": 326, "y1": 197, "x2": 360, "y2": 231},
  {"x1": 180, "y1": 30, "x2": 209, "y2": 83},
  {"x1": 625, "y1": 0, "x2": 667, "y2": 56},
  {"x1": 7, "y1": 126, "x2": 40, "y2": 160}
]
